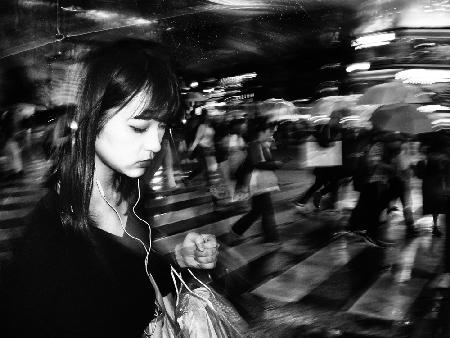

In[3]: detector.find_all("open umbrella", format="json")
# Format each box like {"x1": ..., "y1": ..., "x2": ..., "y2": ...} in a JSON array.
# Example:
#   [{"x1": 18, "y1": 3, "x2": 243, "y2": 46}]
[
  {"x1": 257, "y1": 99, "x2": 297, "y2": 119},
  {"x1": 370, "y1": 103, "x2": 432, "y2": 134},
  {"x1": 310, "y1": 95, "x2": 361, "y2": 116},
  {"x1": 358, "y1": 81, "x2": 434, "y2": 105}
]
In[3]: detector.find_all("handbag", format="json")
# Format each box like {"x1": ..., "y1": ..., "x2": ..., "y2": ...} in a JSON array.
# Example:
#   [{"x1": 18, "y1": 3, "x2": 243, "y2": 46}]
[
  {"x1": 171, "y1": 268, "x2": 248, "y2": 338},
  {"x1": 248, "y1": 169, "x2": 279, "y2": 196},
  {"x1": 297, "y1": 138, "x2": 342, "y2": 168}
]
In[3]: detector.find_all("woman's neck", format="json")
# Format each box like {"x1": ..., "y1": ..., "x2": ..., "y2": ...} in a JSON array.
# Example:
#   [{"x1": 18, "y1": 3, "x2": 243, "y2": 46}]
[{"x1": 90, "y1": 156, "x2": 129, "y2": 236}]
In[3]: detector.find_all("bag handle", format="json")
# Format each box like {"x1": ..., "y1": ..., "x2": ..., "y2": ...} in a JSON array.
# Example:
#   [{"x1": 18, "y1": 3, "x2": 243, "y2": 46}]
[{"x1": 170, "y1": 266, "x2": 215, "y2": 308}]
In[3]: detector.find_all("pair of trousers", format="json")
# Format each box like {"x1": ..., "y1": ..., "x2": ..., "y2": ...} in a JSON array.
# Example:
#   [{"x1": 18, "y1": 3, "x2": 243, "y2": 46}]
[
  {"x1": 187, "y1": 146, "x2": 211, "y2": 185},
  {"x1": 348, "y1": 178, "x2": 411, "y2": 235},
  {"x1": 232, "y1": 192, "x2": 278, "y2": 242},
  {"x1": 294, "y1": 167, "x2": 330, "y2": 204},
  {"x1": 348, "y1": 181, "x2": 391, "y2": 235}
]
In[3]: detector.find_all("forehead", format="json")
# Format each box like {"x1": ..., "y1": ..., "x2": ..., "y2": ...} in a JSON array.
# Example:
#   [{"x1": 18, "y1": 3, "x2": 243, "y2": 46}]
[{"x1": 117, "y1": 90, "x2": 168, "y2": 121}]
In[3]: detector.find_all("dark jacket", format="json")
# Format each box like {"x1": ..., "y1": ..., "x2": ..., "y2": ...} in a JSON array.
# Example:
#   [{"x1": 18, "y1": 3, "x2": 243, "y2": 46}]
[{"x1": 0, "y1": 190, "x2": 173, "y2": 338}]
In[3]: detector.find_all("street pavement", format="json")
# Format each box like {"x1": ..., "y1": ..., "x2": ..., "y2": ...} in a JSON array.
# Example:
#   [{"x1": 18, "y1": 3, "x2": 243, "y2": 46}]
[{"x1": 0, "y1": 157, "x2": 447, "y2": 337}]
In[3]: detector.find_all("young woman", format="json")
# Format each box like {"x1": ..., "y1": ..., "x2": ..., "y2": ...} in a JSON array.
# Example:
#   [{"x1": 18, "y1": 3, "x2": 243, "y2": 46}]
[{"x1": 0, "y1": 39, "x2": 218, "y2": 338}]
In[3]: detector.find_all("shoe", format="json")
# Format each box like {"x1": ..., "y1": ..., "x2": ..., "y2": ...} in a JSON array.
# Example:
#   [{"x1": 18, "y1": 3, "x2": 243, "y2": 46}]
[
  {"x1": 432, "y1": 226, "x2": 442, "y2": 238},
  {"x1": 387, "y1": 206, "x2": 399, "y2": 214},
  {"x1": 360, "y1": 232, "x2": 396, "y2": 248},
  {"x1": 340, "y1": 230, "x2": 395, "y2": 248},
  {"x1": 312, "y1": 192, "x2": 322, "y2": 209},
  {"x1": 221, "y1": 231, "x2": 244, "y2": 247},
  {"x1": 293, "y1": 202, "x2": 309, "y2": 213}
]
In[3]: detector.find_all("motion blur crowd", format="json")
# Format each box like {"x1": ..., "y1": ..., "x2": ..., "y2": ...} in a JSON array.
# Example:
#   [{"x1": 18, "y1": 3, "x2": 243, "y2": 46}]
[{"x1": 3, "y1": 99, "x2": 449, "y2": 251}]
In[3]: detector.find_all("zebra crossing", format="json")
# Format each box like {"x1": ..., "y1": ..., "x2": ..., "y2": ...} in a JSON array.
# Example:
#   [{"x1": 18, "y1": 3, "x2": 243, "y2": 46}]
[{"x1": 0, "y1": 157, "x2": 446, "y2": 337}]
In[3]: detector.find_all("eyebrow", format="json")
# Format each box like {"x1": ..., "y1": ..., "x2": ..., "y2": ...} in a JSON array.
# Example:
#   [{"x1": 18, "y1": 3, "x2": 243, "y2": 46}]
[
  {"x1": 132, "y1": 108, "x2": 172, "y2": 123},
  {"x1": 131, "y1": 108, "x2": 161, "y2": 120}
]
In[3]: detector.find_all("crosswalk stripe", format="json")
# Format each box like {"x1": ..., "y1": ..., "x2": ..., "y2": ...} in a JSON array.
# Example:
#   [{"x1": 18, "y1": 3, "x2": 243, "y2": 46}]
[
  {"x1": 0, "y1": 193, "x2": 45, "y2": 208},
  {"x1": 348, "y1": 272, "x2": 428, "y2": 321},
  {"x1": 0, "y1": 209, "x2": 32, "y2": 222},
  {"x1": 250, "y1": 237, "x2": 366, "y2": 302},
  {"x1": 0, "y1": 226, "x2": 26, "y2": 243},
  {"x1": 151, "y1": 183, "x2": 303, "y2": 229},
  {"x1": 347, "y1": 236, "x2": 443, "y2": 321}
]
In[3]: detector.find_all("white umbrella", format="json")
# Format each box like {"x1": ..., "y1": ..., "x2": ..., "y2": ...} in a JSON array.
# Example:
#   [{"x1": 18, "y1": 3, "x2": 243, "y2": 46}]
[{"x1": 358, "y1": 81, "x2": 433, "y2": 105}]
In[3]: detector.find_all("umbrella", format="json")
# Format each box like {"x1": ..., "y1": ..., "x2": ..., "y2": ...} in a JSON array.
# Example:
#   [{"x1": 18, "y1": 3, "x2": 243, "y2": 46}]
[
  {"x1": 358, "y1": 81, "x2": 434, "y2": 105},
  {"x1": 370, "y1": 103, "x2": 432, "y2": 134},
  {"x1": 257, "y1": 99, "x2": 297, "y2": 119},
  {"x1": 310, "y1": 94, "x2": 361, "y2": 117}
]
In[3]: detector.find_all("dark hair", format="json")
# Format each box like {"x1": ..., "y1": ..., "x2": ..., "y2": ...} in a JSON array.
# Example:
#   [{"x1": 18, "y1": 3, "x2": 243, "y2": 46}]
[
  {"x1": 247, "y1": 116, "x2": 269, "y2": 141},
  {"x1": 48, "y1": 39, "x2": 179, "y2": 231}
]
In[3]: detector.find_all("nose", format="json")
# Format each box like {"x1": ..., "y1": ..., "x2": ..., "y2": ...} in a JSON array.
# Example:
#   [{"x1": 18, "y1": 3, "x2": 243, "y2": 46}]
[{"x1": 143, "y1": 123, "x2": 162, "y2": 154}]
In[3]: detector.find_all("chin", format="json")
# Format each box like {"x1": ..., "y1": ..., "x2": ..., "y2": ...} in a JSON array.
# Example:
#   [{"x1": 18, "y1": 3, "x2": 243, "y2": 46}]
[{"x1": 123, "y1": 168, "x2": 146, "y2": 178}]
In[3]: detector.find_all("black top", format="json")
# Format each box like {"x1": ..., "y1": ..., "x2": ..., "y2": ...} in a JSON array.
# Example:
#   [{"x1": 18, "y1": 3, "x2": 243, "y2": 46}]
[{"x1": 0, "y1": 190, "x2": 173, "y2": 338}]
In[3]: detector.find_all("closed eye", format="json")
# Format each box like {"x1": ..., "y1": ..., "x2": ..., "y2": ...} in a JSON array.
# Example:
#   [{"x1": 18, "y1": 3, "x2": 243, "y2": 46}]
[{"x1": 130, "y1": 126, "x2": 147, "y2": 133}]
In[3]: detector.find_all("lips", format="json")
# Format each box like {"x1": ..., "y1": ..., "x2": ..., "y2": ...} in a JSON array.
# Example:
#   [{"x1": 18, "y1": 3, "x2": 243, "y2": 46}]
[{"x1": 136, "y1": 159, "x2": 153, "y2": 167}]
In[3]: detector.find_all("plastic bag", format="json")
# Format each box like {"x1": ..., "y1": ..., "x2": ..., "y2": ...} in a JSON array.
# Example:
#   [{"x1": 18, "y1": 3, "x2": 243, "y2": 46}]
[{"x1": 172, "y1": 269, "x2": 248, "y2": 338}]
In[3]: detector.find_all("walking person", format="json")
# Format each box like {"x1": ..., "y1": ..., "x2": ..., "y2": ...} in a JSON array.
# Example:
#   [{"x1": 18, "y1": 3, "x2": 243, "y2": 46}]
[
  {"x1": 292, "y1": 110, "x2": 344, "y2": 212},
  {"x1": 184, "y1": 108, "x2": 216, "y2": 186},
  {"x1": 223, "y1": 117, "x2": 280, "y2": 246},
  {"x1": 414, "y1": 132, "x2": 450, "y2": 237},
  {"x1": 0, "y1": 39, "x2": 219, "y2": 338}
]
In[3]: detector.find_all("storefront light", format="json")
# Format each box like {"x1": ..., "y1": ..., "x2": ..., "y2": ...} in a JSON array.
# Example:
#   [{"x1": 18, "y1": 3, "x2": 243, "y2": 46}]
[
  {"x1": 395, "y1": 69, "x2": 450, "y2": 84},
  {"x1": 346, "y1": 62, "x2": 371, "y2": 73},
  {"x1": 352, "y1": 32, "x2": 396, "y2": 50}
]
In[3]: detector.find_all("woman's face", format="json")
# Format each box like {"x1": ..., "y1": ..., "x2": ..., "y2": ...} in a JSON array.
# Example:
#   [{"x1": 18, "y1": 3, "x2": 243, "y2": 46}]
[{"x1": 95, "y1": 90, "x2": 166, "y2": 178}]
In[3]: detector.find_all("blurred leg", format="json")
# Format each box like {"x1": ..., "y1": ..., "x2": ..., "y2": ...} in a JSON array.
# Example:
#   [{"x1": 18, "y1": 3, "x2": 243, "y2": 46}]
[
  {"x1": 232, "y1": 196, "x2": 261, "y2": 236},
  {"x1": 258, "y1": 192, "x2": 279, "y2": 242}
]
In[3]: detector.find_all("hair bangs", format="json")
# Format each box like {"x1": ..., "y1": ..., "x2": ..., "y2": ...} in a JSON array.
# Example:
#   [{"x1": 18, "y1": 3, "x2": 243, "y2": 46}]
[{"x1": 132, "y1": 81, "x2": 179, "y2": 124}]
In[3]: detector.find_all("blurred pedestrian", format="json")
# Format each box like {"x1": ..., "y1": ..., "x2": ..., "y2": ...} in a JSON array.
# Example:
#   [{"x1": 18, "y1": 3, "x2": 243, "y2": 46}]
[
  {"x1": 184, "y1": 108, "x2": 216, "y2": 186},
  {"x1": 0, "y1": 109, "x2": 23, "y2": 180},
  {"x1": 223, "y1": 117, "x2": 280, "y2": 246},
  {"x1": 293, "y1": 111, "x2": 343, "y2": 211},
  {"x1": 414, "y1": 131, "x2": 450, "y2": 237}
]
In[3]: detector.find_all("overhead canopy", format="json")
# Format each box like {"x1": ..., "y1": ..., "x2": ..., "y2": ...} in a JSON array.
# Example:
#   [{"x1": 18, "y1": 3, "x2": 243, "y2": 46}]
[{"x1": 0, "y1": 0, "x2": 359, "y2": 102}]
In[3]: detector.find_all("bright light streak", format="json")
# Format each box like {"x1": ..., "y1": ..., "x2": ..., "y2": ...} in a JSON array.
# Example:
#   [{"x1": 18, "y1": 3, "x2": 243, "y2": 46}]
[
  {"x1": 432, "y1": 118, "x2": 450, "y2": 125},
  {"x1": 202, "y1": 88, "x2": 215, "y2": 93},
  {"x1": 346, "y1": 62, "x2": 371, "y2": 73},
  {"x1": 87, "y1": 10, "x2": 118, "y2": 20},
  {"x1": 395, "y1": 69, "x2": 450, "y2": 84},
  {"x1": 130, "y1": 18, "x2": 153, "y2": 25},
  {"x1": 352, "y1": 32, "x2": 395, "y2": 50},
  {"x1": 339, "y1": 115, "x2": 361, "y2": 123},
  {"x1": 219, "y1": 73, "x2": 257, "y2": 87},
  {"x1": 418, "y1": 105, "x2": 450, "y2": 113},
  {"x1": 313, "y1": 117, "x2": 330, "y2": 124}
]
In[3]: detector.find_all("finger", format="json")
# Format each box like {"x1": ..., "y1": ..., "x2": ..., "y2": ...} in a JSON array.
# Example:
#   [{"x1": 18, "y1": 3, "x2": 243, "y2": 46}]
[
  {"x1": 193, "y1": 234, "x2": 205, "y2": 252},
  {"x1": 194, "y1": 254, "x2": 216, "y2": 264},
  {"x1": 202, "y1": 234, "x2": 217, "y2": 248},
  {"x1": 194, "y1": 247, "x2": 218, "y2": 258},
  {"x1": 197, "y1": 261, "x2": 217, "y2": 269}
]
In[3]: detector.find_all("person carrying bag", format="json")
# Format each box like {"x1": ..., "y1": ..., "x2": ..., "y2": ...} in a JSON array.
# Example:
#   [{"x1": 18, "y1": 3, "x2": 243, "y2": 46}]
[{"x1": 223, "y1": 117, "x2": 281, "y2": 247}]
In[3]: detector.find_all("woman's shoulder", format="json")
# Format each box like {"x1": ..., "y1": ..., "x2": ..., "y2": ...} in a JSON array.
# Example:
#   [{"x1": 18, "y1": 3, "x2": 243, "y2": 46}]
[{"x1": 8, "y1": 190, "x2": 65, "y2": 261}]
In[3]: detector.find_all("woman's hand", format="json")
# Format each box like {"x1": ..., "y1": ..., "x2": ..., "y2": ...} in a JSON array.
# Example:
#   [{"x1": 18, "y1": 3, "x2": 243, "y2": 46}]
[{"x1": 174, "y1": 233, "x2": 219, "y2": 269}]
